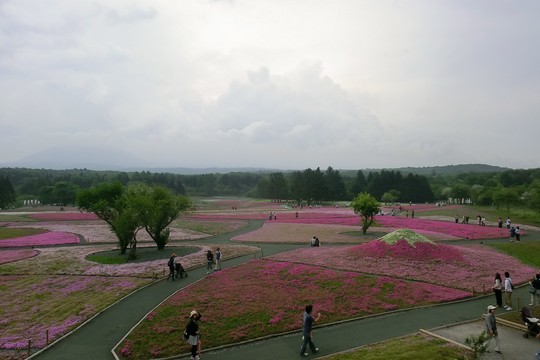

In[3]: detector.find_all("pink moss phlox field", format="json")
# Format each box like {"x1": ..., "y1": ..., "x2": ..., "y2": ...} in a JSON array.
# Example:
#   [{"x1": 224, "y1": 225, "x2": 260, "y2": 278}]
[
  {"x1": 189, "y1": 208, "x2": 361, "y2": 226},
  {"x1": 232, "y1": 222, "x2": 365, "y2": 244},
  {"x1": 375, "y1": 216, "x2": 513, "y2": 239},
  {"x1": 0, "y1": 249, "x2": 39, "y2": 264},
  {"x1": 269, "y1": 244, "x2": 537, "y2": 292},
  {"x1": 0, "y1": 231, "x2": 79, "y2": 247},
  {"x1": 0, "y1": 243, "x2": 259, "y2": 278},
  {"x1": 28, "y1": 212, "x2": 99, "y2": 221},
  {"x1": 381, "y1": 204, "x2": 461, "y2": 212},
  {"x1": 13, "y1": 223, "x2": 206, "y2": 244},
  {"x1": 353, "y1": 239, "x2": 465, "y2": 263},
  {"x1": 122, "y1": 260, "x2": 469, "y2": 359},
  {"x1": 0, "y1": 275, "x2": 150, "y2": 350}
]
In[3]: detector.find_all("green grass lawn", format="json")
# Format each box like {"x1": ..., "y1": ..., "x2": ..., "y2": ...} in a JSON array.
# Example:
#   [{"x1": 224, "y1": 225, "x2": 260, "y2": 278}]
[
  {"x1": 172, "y1": 218, "x2": 247, "y2": 235},
  {"x1": 420, "y1": 205, "x2": 540, "y2": 226},
  {"x1": 0, "y1": 227, "x2": 48, "y2": 240},
  {"x1": 0, "y1": 214, "x2": 35, "y2": 222},
  {"x1": 320, "y1": 333, "x2": 473, "y2": 360},
  {"x1": 489, "y1": 242, "x2": 540, "y2": 268}
]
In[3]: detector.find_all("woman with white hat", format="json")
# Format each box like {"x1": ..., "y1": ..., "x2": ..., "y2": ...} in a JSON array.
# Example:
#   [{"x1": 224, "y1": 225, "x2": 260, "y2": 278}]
[{"x1": 185, "y1": 310, "x2": 202, "y2": 360}]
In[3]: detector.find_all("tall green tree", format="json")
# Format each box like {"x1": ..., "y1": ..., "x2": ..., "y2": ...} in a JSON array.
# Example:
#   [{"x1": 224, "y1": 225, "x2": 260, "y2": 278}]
[
  {"x1": 493, "y1": 187, "x2": 520, "y2": 212},
  {"x1": 0, "y1": 176, "x2": 16, "y2": 209},
  {"x1": 325, "y1": 167, "x2": 347, "y2": 200},
  {"x1": 130, "y1": 184, "x2": 192, "y2": 250},
  {"x1": 351, "y1": 192, "x2": 380, "y2": 234},
  {"x1": 268, "y1": 172, "x2": 289, "y2": 200},
  {"x1": 77, "y1": 182, "x2": 136, "y2": 254},
  {"x1": 350, "y1": 170, "x2": 367, "y2": 197}
]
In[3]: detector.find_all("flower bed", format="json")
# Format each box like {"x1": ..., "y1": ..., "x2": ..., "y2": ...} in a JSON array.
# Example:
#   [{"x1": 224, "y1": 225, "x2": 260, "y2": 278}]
[
  {"x1": 189, "y1": 208, "x2": 361, "y2": 225},
  {"x1": 116, "y1": 259, "x2": 470, "y2": 359},
  {"x1": 0, "y1": 275, "x2": 151, "y2": 351},
  {"x1": 27, "y1": 212, "x2": 99, "y2": 221},
  {"x1": 0, "y1": 231, "x2": 79, "y2": 247},
  {"x1": 0, "y1": 241, "x2": 260, "y2": 356},
  {"x1": 0, "y1": 250, "x2": 39, "y2": 264},
  {"x1": 269, "y1": 242, "x2": 537, "y2": 292},
  {"x1": 0, "y1": 244, "x2": 260, "y2": 278},
  {"x1": 172, "y1": 218, "x2": 248, "y2": 236},
  {"x1": 12, "y1": 223, "x2": 207, "y2": 244},
  {"x1": 231, "y1": 222, "x2": 375, "y2": 244},
  {"x1": 375, "y1": 216, "x2": 512, "y2": 239}
]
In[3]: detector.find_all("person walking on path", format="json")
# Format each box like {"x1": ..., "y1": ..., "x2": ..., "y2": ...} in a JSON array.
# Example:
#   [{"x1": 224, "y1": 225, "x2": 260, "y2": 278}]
[
  {"x1": 498, "y1": 217, "x2": 503, "y2": 228},
  {"x1": 206, "y1": 250, "x2": 214, "y2": 274},
  {"x1": 300, "y1": 304, "x2": 321, "y2": 357},
  {"x1": 503, "y1": 272, "x2": 513, "y2": 310},
  {"x1": 506, "y1": 217, "x2": 511, "y2": 229},
  {"x1": 167, "y1": 253, "x2": 176, "y2": 281},
  {"x1": 492, "y1": 272, "x2": 503, "y2": 308},
  {"x1": 214, "y1": 248, "x2": 222, "y2": 271},
  {"x1": 509, "y1": 226, "x2": 516, "y2": 241},
  {"x1": 529, "y1": 273, "x2": 540, "y2": 306},
  {"x1": 185, "y1": 310, "x2": 202, "y2": 360},
  {"x1": 485, "y1": 305, "x2": 502, "y2": 354},
  {"x1": 515, "y1": 226, "x2": 521, "y2": 241}
]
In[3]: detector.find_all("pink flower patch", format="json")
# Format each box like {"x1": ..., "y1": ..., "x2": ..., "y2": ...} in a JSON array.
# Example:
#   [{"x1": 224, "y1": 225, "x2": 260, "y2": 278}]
[
  {"x1": 352, "y1": 240, "x2": 465, "y2": 263},
  {"x1": 28, "y1": 212, "x2": 99, "y2": 221},
  {"x1": 375, "y1": 216, "x2": 513, "y2": 240},
  {"x1": 0, "y1": 231, "x2": 80, "y2": 247},
  {"x1": 0, "y1": 249, "x2": 39, "y2": 264}
]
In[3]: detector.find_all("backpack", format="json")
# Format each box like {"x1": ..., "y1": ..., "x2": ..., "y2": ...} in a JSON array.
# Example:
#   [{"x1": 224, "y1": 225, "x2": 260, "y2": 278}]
[{"x1": 183, "y1": 329, "x2": 189, "y2": 340}]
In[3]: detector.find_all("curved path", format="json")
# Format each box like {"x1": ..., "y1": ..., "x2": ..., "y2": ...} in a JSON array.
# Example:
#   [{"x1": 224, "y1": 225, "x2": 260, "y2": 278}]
[{"x1": 32, "y1": 222, "x2": 538, "y2": 360}]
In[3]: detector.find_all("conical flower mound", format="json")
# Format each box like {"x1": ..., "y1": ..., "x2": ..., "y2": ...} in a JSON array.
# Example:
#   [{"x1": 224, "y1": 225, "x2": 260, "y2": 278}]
[
  {"x1": 379, "y1": 229, "x2": 434, "y2": 246},
  {"x1": 353, "y1": 229, "x2": 465, "y2": 263}
]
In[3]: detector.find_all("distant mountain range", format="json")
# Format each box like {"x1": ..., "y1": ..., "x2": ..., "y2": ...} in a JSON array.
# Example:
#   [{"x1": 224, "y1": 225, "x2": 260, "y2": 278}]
[
  {"x1": 2, "y1": 145, "x2": 150, "y2": 171},
  {"x1": 371, "y1": 164, "x2": 510, "y2": 175},
  {"x1": 1, "y1": 146, "x2": 512, "y2": 175}
]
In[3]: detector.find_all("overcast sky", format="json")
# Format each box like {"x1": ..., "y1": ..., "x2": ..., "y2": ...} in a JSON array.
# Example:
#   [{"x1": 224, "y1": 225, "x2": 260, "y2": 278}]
[{"x1": 1, "y1": 0, "x2": 539, "y2": 170}]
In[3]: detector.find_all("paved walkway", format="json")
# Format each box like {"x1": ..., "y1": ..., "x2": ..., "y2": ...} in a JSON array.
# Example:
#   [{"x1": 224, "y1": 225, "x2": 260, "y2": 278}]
[{"x1": 32, "y1": 223, "x2": 540, "y2": 360}]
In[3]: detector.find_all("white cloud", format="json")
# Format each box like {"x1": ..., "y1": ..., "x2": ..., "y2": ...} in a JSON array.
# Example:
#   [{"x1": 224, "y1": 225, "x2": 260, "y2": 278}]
[{"x1": 1, "y1": 0, "x2": 539, "y2": 169}]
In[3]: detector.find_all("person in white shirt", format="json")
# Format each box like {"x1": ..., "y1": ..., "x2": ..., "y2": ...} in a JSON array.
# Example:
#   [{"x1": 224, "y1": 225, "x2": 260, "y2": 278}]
[{"x1": 503, "y1": 271, "x2": 513, "y2": 310}]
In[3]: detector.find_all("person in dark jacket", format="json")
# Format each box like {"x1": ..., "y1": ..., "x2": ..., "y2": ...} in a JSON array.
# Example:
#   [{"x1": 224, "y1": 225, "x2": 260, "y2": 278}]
[
  {"x1": 167, "y1": 254, "x2": 176, "y2": 281},
  {"x1": 186, "y1": 310, "x2": 202, "y2": 360},
  {"x1": 300, "y1": 304, "x2": 321, "y2": 356},
  {"x1": 206, "y1": 250, "x2": 214, "y2": 274}
]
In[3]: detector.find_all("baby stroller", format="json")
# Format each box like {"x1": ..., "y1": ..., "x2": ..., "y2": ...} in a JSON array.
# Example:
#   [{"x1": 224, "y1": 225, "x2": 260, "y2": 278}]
[
  {"x1": 175, "y1": 261, "x2": 188, "y2": 279},
  {"x1": 520, "y1": 307, "x2": 540, "y2": 338}
]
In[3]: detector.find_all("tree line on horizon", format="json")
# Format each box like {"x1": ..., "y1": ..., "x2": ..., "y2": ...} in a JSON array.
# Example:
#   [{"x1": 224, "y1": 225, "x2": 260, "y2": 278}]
[{"x1": 1, "y1": 167, "x2": 540, "y2": 212}]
